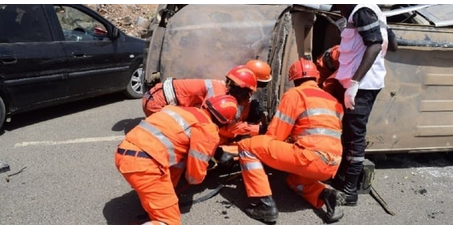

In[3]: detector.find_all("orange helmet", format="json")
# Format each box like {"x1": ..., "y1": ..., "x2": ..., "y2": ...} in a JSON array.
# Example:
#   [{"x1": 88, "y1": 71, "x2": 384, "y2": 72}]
[
  {"x1": 289, "y1": 58, "x2": 320, "y2": 82},
  {"x1": 225, "y1": 65, "x2": 257, "y2": 92},
  {"x1": 202, "y1": 95, "x2": 238, "y2": 125},
  {"x1": 246, "y1": 59, "x2": 272, "y2": 82}
]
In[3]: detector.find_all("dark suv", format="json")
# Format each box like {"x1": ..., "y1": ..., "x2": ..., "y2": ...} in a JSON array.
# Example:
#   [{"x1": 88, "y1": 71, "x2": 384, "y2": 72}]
[{"x1": 0, "y1": 4, "x2": 146, "y2": 130}]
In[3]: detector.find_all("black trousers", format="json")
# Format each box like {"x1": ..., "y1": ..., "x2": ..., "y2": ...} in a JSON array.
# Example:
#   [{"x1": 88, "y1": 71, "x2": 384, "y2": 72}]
[{"x1": 338, "y1": 89, "x2": 381, "y2": 177}]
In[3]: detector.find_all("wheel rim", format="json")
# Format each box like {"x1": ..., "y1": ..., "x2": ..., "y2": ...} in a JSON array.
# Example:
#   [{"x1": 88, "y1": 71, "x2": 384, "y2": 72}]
[{"x1": 130, "y1": 66, "x2": 144, "y2": 95}]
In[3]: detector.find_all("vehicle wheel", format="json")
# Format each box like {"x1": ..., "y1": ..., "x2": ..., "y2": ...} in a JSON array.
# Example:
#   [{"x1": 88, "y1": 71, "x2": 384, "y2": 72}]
[
  {"x1": 0, "y1": 96, "x2": 5, "y2": 131},
  {"x1": 125, "y1": 64, "x2": 144, "y2": 99}
]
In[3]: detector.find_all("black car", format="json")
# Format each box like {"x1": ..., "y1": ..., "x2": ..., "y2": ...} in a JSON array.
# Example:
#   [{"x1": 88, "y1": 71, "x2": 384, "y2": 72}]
[{"x1": 0, "y1": 4, "x2": 146, "y2": 130}]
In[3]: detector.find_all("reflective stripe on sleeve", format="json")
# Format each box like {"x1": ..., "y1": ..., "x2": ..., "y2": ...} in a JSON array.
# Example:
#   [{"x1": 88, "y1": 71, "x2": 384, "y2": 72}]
[
  {"x1": 298, "y1": 128, "x2": 341, "y2": 139},
  {"x1": 162, "y1": 108, "x2": 191, "y2": 137},
  {"x1": 357, "y1": 20, "x2": 380, "y2": 32},
  {"x1": 188, "y1": 149, "x2": 211, "y2": 163},
  {"x1": 239, "y1": 150, "x2": 257, "y2": 159},
  {"x1": 275, "y1": 110, "x2": 295, "y2": 126},
  {"x1": 298, "y1": 108, "x2": 342, "y2": 120},
  {"x1": 204, "y1": 79, "x2": 215, "y2": 98},
  {"x1": 240, "y1": 161, "x2": 264, "y2": 171},
  {"x1": 163, "y1": 77, "x2": 178, "y2": 105}
]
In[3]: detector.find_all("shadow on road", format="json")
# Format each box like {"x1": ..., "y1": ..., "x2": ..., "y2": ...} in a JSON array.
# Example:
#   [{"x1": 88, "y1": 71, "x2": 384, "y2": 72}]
[
  {"x1": 368, "y1": 152, "x2": 453, "y2": 169},
  {"x1": 1, "y1": 93, "x2": 127, "y2": 134},
  {"x1": 178, "y1": 165, "x2": 315, "y2": 222},
  {"x1": 103, "y1": 190, "x2": 149, "y2": 225},
  {"x1": 112, "y1": 117, "x2": 144, "y2": 135}
]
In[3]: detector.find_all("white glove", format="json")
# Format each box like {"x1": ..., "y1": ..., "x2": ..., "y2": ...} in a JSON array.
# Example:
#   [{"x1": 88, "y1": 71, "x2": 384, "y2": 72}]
[{"x1": 344, "y1": 80, "x2": 360, "y2": 110}]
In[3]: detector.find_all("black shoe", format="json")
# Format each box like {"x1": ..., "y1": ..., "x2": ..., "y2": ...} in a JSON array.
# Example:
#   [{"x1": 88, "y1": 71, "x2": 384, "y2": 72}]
[
  {"x1": 245, "y1": 196, "x2": 279, "y2": 223},
  {"x1": 340, "y1": 191, "x2": 358, "y2": 206},
  {"x1": 332, "y1": 174, "x2": 359, "y2": 206},
  {"x1": 320, "y1": 188, "x2": 344, "y2": 222},
  {"x1": 340, "y1": 174, "x2": 359, "y2": 206}
]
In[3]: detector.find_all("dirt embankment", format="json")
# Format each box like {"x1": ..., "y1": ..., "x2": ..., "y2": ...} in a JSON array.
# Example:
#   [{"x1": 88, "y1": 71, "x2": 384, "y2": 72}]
[{"x1": 85, "y1": 4, "x2": 158, "y2": 39}]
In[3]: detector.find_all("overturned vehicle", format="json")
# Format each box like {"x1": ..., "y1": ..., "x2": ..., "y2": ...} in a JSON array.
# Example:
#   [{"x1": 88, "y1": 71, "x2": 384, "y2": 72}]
[{"x1": 143, "y1": 4, "x2": 453, "y2": 153}]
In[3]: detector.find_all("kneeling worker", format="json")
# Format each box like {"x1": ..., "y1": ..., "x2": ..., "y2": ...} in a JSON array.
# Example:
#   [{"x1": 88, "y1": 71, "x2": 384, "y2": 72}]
[
  {"x1": 116, "y1": 94, "x2": 238, "y2": 225},
  {"x1": 236, "y1": 58, "x2": 345, "y2": 223}
]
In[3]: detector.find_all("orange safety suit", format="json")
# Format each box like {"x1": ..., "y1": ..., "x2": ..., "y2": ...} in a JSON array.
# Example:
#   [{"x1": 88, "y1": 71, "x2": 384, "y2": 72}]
[
  {"x1": 142, "y1": 78, "x2": 227, "y2": 117},
  {"x1": 237, "y1": 80, "x2": 344, "y2": 209},
  {"x1": 115, "y1": 105, "x2": 221, "y2": 225},
  {"x1": 218, "y1": 100, "x2": 261, "y2": 142}
]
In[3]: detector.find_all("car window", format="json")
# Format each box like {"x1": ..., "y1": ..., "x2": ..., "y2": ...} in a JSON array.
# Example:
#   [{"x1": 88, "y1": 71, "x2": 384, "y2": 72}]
[
  {"x1": 54, "y1": 5, "x2": 109, "y2": 42},
  {"x1": 0, "y1": 4, "x2": 52, "y2": 43}
]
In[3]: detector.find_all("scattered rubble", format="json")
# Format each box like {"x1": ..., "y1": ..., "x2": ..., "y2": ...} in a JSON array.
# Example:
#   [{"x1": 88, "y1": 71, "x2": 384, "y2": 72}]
[{"x1": 85, "y1": 4, "x2": 158, "y2": 39}]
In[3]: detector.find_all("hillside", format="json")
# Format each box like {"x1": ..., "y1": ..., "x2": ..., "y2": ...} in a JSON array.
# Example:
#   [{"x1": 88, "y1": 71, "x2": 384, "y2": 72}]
[{"x1": 85, "y1": 4, "x2": 159, "y2": 39}]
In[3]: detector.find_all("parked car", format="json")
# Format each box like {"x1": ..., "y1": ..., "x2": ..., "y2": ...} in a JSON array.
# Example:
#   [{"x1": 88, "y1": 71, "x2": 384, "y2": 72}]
[
  {"x1": 0, "y1": 4, "x2": 145, "y2": 131},
  {"x1": 143, "y1": 4, "x2": 453, "y2": 154}
]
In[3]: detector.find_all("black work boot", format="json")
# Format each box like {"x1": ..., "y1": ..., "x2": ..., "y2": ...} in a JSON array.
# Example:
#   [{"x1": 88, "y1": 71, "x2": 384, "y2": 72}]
[
  {"x1": 319, "y1": 188, "x2": 344, "y2": 222},
  {"x1": 340, "y1": 173, "x2": 360, "y2": 206},
  {"x1": 245, "y1": 196, "x2": 279, "y2": 223}
]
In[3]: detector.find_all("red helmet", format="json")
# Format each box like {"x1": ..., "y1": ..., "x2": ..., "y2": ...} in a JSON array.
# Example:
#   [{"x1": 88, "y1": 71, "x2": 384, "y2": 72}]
[
  {"x1": 225, "y1": 65, "x2": 257, "y2": 92},
  {"x1": 246, "y1": 59, "x2": 272, "y2": 82},
  {"x1": 289, "y1": 58, "x2": 320, "y2": 82},
  {"x1": 202, "y1": 95, "x2": 238, "y2": 125}
]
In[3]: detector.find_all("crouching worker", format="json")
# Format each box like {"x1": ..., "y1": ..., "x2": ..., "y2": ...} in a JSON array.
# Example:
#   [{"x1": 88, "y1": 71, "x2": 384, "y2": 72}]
[
  {"x1": 141, "y1": 78, "x2": 227, "y2": 117},
  {"x1": 236, "y1": 58, "x2": 345, "y2": 223},
  {"x1": 115, "y1": 95, "x2": 238, "y2": 225},
  {"x1": 213, "y1": 60, "x2": 272, "y2": 168}
]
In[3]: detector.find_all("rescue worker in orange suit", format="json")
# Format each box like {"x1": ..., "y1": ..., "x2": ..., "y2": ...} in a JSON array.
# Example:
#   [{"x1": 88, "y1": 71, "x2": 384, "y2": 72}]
[
  {"x1": 315, "y1": 45, "x2": 344, "y2": 104},
  {"x1": 246, "y1": 59, "x2": 273, "y2": 123},
  {"x1": 141, "y1": 78, "x2": 227, "y2": 117},
  {"x1": 115, "y1": 94, "x2": 238, "y2": 225},
  {"x1": 214, "y1": 60, "x2": 272, "y2": 166},
  {"x1": 235, "y1": 58, "x2": 345, "y2": 223},
  {"x1": 218, "y1": 60, "x2": 272, "y2": 143},
  {"x1": 141, "y1": 64, "x2": 268, "y2": 140}
]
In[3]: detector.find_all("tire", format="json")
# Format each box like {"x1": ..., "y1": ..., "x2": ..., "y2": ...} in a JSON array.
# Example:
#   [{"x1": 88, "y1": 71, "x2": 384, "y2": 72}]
[
  {"x1": 124, "y1": 64, "x2": 144, "y2": 99},
  {"x1": 0, "y1": 96, "x2": 5, "y2": 131}
]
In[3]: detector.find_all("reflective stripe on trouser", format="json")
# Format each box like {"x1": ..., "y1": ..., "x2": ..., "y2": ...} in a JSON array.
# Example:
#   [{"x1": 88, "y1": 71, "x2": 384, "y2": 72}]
[
  {"x1": 237, "y1": 135, "x2": 339, "y2": 208},
  {"x1": 340, "y1": 89, "x2": 380, "y2": 177},
  {"x1": 115, "y1": 140, "x2": 181, "y2": 225}
]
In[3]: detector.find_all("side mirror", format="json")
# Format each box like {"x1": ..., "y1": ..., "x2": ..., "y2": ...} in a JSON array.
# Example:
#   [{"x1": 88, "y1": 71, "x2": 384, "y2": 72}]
[{"x1": 109, "y1": 27, "x2": 120, "y2": 40}]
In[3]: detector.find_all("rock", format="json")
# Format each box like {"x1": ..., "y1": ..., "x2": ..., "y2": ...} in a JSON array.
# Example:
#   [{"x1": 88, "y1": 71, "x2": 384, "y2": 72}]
[{"x1": 85, "y1": 4, "x2": 158, "y2": 39}]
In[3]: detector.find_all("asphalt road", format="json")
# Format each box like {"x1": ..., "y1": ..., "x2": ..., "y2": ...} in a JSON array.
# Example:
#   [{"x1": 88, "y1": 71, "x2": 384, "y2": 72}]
[{"x1": 0, "y1": 93, "x2": 452, "y2": 225}]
